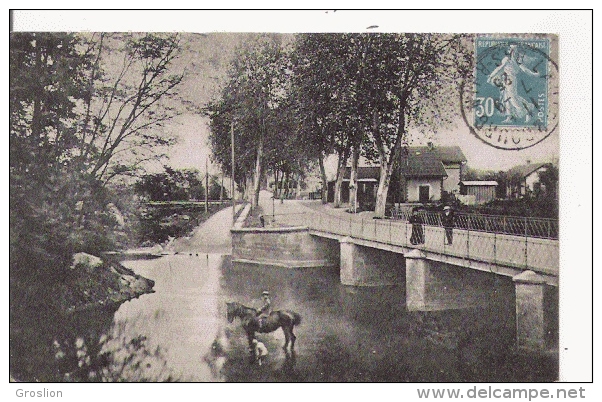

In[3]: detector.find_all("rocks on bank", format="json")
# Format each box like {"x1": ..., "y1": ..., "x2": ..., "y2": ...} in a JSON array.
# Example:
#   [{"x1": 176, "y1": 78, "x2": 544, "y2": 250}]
[{"x1": 61, "y1": 252, "x2": 155, "y2": 313}]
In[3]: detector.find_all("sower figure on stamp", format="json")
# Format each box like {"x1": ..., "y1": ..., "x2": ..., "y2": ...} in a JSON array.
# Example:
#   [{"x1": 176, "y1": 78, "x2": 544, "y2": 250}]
[
  {"x1": 442, "y1": 206, "x2": 455, "y2": 245},
  {"x1": 487, "y1": 45, "x2": 540, "y2": 124},
  {"x1": 256, "y1": 290, "x2": 272, "y2": 330}
]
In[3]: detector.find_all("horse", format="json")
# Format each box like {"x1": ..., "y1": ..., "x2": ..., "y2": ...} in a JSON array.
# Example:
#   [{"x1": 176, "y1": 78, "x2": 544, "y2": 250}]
[{"x1": 225, "y1": 301, "x2": 302, "y2": 354}]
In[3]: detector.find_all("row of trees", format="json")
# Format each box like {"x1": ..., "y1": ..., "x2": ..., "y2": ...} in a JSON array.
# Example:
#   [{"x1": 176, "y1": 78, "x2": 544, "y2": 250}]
[
  {"x1": 206, "y1": 33, "x2": 472, "y2": 217},
  {"x1": 10, "y1": 33, "x2": 186, "y2": 294},
  {"x1": 135, "y1": 166, "x2": 227, "y2": 202}
]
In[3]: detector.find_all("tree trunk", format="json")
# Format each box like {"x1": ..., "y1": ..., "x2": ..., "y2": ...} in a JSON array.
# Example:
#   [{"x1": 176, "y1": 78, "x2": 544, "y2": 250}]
[
  {"x1": 319, "y1": 155, "x2": 328, "y2": 204},
  {"x1": 252, "y1": 134, "x2": 264, "y2": 209},
  {"x1": 243, "y1": 176, "x2": 252, "y2": 202},
  {"x1": 374, "y1": 162, "x2": 394, "y2": 217},
  {"x1": 274, "y1": 168, "x2": 280, "y2": 197},
  {"x1": 296, "y1": 173, "x2": 302, "y2": 200},
  {"x1": 284, "y1": 171, "x2": 290, "y2": 198},
  {"x1": 220, "y1": 174, "x2": 224, "y2": 202},
  {"x1": 333, "y1": 162, "x2": 345, "y2": 209},
  {"x1": 374, "y1": 108, "x2": 405, "y2": 218},
  {"x1": 348, "y1": 146, "x2": 360, "y2": 213}
]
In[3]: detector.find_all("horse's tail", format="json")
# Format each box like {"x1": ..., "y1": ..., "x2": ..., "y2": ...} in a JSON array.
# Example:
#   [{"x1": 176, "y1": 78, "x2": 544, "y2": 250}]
[{"x1": 291, "y1": 311, "x2": 301, "y2": 326}]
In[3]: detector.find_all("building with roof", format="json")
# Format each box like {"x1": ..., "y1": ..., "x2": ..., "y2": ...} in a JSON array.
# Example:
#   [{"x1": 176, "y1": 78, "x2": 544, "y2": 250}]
[
  {"x1": 408, "y1": 144, "x2": 467, "y2": 195},
  {"x1": 459, "y1": 181, "x2": 498, "y2": 204},
  {"x1": 399, "y1": 148, "x2": 449, "y2": 203},
  {"x1": 505, "y1": 162, "x2": 552, "y2": 198},
  {"x1": 327, "y1": 166, "x2": 381, "y2": 207},
  {"x1": 327, "y1": 144, "x2": 467, "y2": 207}
]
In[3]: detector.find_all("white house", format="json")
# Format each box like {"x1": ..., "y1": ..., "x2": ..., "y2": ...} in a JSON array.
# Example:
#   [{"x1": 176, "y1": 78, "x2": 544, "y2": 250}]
[
  {"x1": 399, "y1": 144, "x2": 467, "y2": 202},
  {"x1": 506, "y1": 162, "x2": 551, "y2": 198}
]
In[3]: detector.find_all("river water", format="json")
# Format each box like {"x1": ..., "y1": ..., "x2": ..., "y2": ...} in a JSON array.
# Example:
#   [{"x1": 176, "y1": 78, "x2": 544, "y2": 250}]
[{"x1": 11, "y1": 251, "x2": 558, "y2": 382}]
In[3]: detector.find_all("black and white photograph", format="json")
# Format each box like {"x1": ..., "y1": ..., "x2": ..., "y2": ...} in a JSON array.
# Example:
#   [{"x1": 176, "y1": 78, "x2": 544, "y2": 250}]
[{"x1": 7, "y1": 8, "x2": 595, "y2": 400}]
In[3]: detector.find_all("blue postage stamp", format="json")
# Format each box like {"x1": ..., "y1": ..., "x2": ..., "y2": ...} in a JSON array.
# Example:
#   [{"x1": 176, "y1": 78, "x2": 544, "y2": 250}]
[{"x1": 474, "y1": 38, "x2": 550, "y2": 130}]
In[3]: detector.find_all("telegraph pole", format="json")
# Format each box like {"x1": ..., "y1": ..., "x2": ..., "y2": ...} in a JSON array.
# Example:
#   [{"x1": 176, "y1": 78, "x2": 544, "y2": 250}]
[
  {"x1": 205, "y1": 158, "x2": 209, "y2": 214},
  {"x1": 231, "y1": 121, "x2": 235, "y2": 224}
]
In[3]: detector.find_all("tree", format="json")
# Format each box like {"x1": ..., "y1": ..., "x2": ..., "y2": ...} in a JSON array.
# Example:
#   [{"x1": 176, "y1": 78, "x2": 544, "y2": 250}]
[
  {"x1": 135, "y1": 167, "x2": 205, "y2": 202},
  {"x1": 10, "y1": 32, "x2": 186, "y2": 298},
  {"x1": 10, "y1": 33, "x2": 101, "y2": 287},
  {"x1": 357, "y1": 33, "x2": 470, "y2": 217},
  {"x1": 291, "y1": 33, "x2": 365, "y2": 208},
  {"x1": 75, "y1": 33, "x2": 184, "y2": 184},
  {"x1": 206, "y1": 34, "x2": 291, "y2": 208},
  {"x1": 537, "y1": 164, "x2": 559, "y2": 200}
]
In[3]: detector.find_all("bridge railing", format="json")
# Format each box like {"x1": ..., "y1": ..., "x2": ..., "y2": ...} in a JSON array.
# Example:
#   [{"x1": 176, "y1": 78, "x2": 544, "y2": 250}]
[
  {"x1": 390, "y1": 209, "x2": 558, "y2": 239},
  {"x1": 279, "y1": 211, "x2": 559, "y2": 275}
]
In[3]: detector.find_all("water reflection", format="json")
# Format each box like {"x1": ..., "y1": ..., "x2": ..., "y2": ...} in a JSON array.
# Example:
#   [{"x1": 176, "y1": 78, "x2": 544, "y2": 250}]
[{"x1": 11, "y1": 253, "x2": 558, "y2": 382}]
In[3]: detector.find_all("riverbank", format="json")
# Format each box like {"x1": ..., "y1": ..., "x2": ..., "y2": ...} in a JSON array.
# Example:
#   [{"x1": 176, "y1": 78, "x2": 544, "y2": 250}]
[{"x1": 9, "y1": 203, "x2": 240, "y2": 382}]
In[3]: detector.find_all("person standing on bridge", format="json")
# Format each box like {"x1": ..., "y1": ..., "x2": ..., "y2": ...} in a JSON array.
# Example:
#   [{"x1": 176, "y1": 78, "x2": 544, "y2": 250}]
[
  {"x1": 409, "y1": 207, "x2": 424, "y2": 245},
  {"x1": 442, "y1": 206, "x2": 455, "y2": 245}
]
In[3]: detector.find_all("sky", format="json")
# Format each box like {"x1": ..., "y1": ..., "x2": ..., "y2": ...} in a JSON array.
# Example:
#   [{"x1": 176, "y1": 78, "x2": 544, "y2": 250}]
[
  {"x1": 142, "y1": 31, "x2": 560, "y2": 179},
  {"x1": 7, "y1": 14, "x2": 568, "y2": 178}
]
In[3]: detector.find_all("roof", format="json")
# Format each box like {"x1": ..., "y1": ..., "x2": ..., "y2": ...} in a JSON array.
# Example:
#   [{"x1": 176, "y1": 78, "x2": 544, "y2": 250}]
[
  {"x1": 399, "y1": 150, "x2": 448, "y2": 177},
  {"x1": 460, "y1": 181, "x2": 498, "y2": 186},
  {"x1": 341, "y1": 166, "x2": 381, "y2": 181},
  {"x1": 410, "y1": 146, "x2": 467, "y2": 164},
  {"x1": 507, "y1": 163, "x2": 550, "y2": 178}
]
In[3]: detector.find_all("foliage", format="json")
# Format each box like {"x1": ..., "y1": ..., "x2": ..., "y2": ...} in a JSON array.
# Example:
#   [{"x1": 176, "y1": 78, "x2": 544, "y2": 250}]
[
  {"x1": 536, "y1": 164, "x2": 558, "y2": 200},
  {"x1": 77, "y1": 33, "x2": 184, "y2": 183},
  {"x1": 135, "y1": 166, "x2": 205, "y2": 202},
  {"x1": 458, "y1": 198, "x2": 558, "y2": 219},
  {"x1": 10, "y1": 32, "x2": 186, "y2": 304},
  {"x1": 206, "y1": 34, "x2": 292, "y2": 207},
  {"x1": 290, "y1": 33, "x2": 363, "y2": 205},
  {"x1": 288, "y1": 33, "x2": 472, "y2": 215},
  {"x1": 137, "y1": 203, "x2": 227, "y2": 244}
]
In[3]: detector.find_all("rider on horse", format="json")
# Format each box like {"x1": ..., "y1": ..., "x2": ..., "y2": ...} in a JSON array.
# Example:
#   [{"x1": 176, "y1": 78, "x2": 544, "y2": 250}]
[{"x1": 256, "y1": 291, "x2": 271, "y2": 330}]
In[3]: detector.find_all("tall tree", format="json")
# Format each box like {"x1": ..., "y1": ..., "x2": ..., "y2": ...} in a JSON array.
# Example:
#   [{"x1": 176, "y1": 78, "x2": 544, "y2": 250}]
[
  {"x1": 358, "y1": 33, "x2": 470, "y2": 217},
  {"x1": 76, "y1": 33, "x2": 184, "y2": 184},
  {"x1": 10, "y1": 32, "x2": 186, "y2": 293},
  {"x1": 10, "y1": 33, "x2": 106, "y2": 287},
  {"x1": 291, "y1": 33, "x2": 364, "y2": 207},
  {"x1": 206, "y1": 34, "x2": 290, "y2": 209}
]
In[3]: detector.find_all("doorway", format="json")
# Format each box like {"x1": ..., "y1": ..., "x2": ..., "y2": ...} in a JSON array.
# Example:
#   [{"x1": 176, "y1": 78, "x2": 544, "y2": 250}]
[{"x1": 419, "y1": 185, "x2": 430, "y2": 203}]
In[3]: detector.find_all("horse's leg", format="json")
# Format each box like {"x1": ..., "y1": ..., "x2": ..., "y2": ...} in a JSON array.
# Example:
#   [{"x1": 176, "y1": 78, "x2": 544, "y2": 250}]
[
  {"x1": 247, "y1": 331, "x2": 256, "y2": 363},
  {"x1": 290, "y1": 326, "x2": 297, "y2": 350},
  {"x1": 282, "y1": 326, "x2": 290, "y2": 351}
]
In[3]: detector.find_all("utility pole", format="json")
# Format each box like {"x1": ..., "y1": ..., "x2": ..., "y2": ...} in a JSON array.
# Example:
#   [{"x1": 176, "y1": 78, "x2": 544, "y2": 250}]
[
  {"x1": 231, "y1": 121, "x2": 235, "y2": 224},
  {"x1": 205, "y1": 158, "x2": 208, "y2": 214},
  {"x1": 220, "y1": 173, "x2": 224, "y2": 203}
]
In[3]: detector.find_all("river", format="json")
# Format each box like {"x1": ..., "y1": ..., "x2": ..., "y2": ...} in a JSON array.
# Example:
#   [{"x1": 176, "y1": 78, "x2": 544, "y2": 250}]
[{"x1": 10, "y1": 206, "x2": 558, "y2": 382}]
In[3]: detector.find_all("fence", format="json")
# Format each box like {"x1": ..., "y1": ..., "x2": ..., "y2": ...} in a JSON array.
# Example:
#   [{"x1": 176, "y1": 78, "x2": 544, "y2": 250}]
[
  {"x1": 389, "y1": 209, "x2": 558, "y2": 240},
  {"x1": 277, "y1": 211, "x2": 559, "y2": 276}
]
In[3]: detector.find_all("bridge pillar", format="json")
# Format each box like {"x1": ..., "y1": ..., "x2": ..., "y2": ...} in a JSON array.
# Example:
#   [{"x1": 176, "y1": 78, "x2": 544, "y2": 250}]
[
  {"x1": 513, "y1": 270, "x2": 556, "y2": 350},
  {"x1": 339, "y1": 237, "x2": 404, "y2": 286},
  {"x1": 405, "y1": 249, "x2": 498, "y2": 311}
]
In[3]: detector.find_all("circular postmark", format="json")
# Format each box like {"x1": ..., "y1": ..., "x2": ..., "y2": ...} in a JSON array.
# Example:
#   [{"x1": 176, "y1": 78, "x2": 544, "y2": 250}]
[{"x1": 460, "y1": 35, "x2": 559, "y2": 150}]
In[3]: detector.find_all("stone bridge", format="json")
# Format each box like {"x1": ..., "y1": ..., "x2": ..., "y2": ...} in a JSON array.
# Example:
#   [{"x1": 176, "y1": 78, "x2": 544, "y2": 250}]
[{"x1": 231, "y1": 205, "x2": 559, "y2": 351}]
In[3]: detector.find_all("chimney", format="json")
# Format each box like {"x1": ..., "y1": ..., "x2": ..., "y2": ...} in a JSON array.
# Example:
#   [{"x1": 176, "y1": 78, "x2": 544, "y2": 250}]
[
  {"x1": 427, "y1": 142, "x2": 434, "y2": 150},
  {"x1": 526, "y1": 159, "x2": 531, "y2": 165}
]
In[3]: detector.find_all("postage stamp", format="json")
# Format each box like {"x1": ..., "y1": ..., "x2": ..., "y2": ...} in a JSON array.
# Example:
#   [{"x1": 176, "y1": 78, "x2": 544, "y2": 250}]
[
  {"x1": 461, "y1": 34, "x2": 559, "y2": 150},
  {"x1": 475, "y1": 37, "x2": 550, "y2": 128}
]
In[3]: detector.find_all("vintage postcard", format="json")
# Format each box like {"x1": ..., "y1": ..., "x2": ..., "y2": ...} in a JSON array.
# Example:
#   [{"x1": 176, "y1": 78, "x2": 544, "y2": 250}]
[{"x1": 7, "y1": 8, "x2": 593, "y2": 401}]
